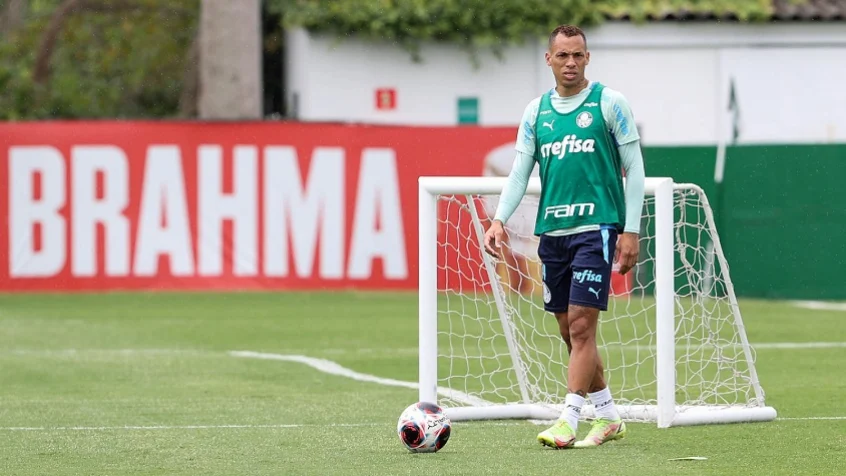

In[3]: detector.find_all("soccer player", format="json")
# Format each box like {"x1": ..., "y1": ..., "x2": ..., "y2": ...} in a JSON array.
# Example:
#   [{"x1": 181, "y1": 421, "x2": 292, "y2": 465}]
[{"x1": 483, "y1": 24, "x2": 646, "y2": 449}]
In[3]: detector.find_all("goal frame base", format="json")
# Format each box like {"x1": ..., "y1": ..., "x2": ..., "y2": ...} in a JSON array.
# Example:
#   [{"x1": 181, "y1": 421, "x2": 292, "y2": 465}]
[{"x1": 443, "y1": 404, "x2": 777, "y2": 428}]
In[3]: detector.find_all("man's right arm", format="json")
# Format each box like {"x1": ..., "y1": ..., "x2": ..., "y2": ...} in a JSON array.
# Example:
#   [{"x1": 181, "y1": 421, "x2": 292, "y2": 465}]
[
  {"x1": 493, "y1": 99, "x2": 539, "y2": 225},
  {"x1": 493, "y1": 151, "x2": 535, "y2": 224}
]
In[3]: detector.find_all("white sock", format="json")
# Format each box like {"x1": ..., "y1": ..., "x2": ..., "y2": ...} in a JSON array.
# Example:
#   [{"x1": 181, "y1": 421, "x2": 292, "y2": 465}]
[
  {"x1": 589, "y1": 387, "x2": 620, "y2": 420},
  {"x1": 560, "y1": 393, "x2": 585, "y2": 430}
]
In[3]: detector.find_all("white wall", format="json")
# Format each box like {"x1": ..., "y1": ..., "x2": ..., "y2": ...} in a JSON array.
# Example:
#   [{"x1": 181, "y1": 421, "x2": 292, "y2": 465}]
[
  {"x1": 286, "y1": 22, "x2": 846, "y2": 145},
  {"x1": 719, "y1": 47, "x2": 846, "y2": 144},
  {"x1": 285, "y1": 29, "x2": 537, "y2": 126},
  {"x1": 583, "y1": 48, "x2": 720, "y2": 145}
]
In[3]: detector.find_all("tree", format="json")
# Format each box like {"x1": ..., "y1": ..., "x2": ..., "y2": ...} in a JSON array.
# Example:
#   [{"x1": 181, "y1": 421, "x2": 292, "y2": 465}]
[
  {"x1": 198, "y1": 0, "x2": 262, "y2": 120},
  {"x1": 0, "y1": 0, "x2": 199, "y2": 120}
]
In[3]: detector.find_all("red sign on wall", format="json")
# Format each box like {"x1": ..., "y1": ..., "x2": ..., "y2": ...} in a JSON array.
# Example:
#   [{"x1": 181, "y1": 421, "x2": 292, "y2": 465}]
[
  {"x1": 0, "y1": 122, "x2": 516, "y2": 292},
  {"x1": 375, "y1": 88, "x2": 396, "y2": 110}
]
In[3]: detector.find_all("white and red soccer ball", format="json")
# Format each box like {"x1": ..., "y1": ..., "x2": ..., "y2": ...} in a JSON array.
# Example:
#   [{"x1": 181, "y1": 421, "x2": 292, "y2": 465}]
[{"x1": 396, "y1": 401, "x2": 451, "y2": 453}]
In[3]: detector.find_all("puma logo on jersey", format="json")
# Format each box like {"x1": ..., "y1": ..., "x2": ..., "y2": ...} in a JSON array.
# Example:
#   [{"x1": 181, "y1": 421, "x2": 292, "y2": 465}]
[
  {"x1": 542, "y1": 120, "x2": 555, "y2": 130},
  {"x1": 588, "y1": 287, "x2": 601, "y2": 299},
  {"x1": 539, "y1": 134, "x2": 596, "y2": 159},
  {"x1": 584, "y1": 102, "x2": 599, "y2": 107}
]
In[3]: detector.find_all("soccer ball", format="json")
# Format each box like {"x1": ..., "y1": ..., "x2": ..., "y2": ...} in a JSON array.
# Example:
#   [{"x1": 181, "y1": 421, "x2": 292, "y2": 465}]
[{"x1": 396, "y1": 401, "x2": 451, "y2": 453}]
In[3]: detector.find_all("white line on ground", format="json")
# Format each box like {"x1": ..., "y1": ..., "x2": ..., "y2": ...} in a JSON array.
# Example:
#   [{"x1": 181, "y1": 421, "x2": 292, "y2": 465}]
[
  {"x1": 0, "y1": 423, "x2": 383, "y2": 432},
  {"x1": 791, "y1": 300, "x2": 846, "y2": 312},
  {"x1": 603, "y1": 342, "x2": 846, "y2": 351},
  {"x1": 4, "y1": 416, "x2": 842, "y2": 433},
  {"x1": 591, "y1": 342, "x2": 846, "y2": 352},
  {"x1": 3, "y1": 349, "x2": 215, "y2": 357},
  {"x1": 3, "y1": 341, "x2": 845, "y2": 358},
  {"x1": 228, "y1": 351, "x2": 491, "y2": 407},
  {"x1": 2, "y1": 417, "x2": 840, "y2": 432},
  {"x1": 258, "y1": 342, "x2": 846, "y2": 353},
  {"x1": 229, "y1": 351, "x2": 416, "y2": 389},
  {"x1": 777, "y1": 417, "x2": 846, "y2": 421},
  {"x1": 320, "y1": 342, "x2": 846, "y2": 352},
  {"x1": 754, "y1": 342, "x2": 846, "y2": 349}
]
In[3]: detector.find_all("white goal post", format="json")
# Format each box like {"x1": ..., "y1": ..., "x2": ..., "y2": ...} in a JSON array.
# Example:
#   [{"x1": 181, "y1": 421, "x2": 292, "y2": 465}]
[{"x1": 418, "y1": 176, "x2": 777, "y2": 428}]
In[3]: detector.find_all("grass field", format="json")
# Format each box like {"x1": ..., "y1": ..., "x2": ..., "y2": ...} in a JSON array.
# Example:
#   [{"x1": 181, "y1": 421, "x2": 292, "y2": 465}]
[{"x1": 1, "y1": 291, "x2": 845, "y2": 475}]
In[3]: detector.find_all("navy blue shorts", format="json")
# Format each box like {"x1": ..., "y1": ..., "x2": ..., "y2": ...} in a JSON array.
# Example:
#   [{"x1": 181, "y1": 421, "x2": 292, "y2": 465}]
[{"x1": 538, "y1": 227, "x2": 618, "y2": 313}]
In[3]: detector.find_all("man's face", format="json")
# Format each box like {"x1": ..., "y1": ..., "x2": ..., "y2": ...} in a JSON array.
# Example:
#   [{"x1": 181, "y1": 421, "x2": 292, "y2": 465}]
[{"x1": 545, "y1": 33, "x2": 590, "y2": 88}]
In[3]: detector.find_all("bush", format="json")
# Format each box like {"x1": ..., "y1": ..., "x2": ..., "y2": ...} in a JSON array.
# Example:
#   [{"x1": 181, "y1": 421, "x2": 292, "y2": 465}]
[{"x1": 270, "y1": 0, "x2": 773, "y2": 60}]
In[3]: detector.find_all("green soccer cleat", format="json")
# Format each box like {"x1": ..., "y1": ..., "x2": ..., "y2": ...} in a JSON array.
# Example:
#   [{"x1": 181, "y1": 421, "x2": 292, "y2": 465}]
[
  {"x1": 573, "y1": 418, "x2": 627, "y2": 448},
  {"x1": 537, "y1": 420, "x2": 577, "y2": 449}
]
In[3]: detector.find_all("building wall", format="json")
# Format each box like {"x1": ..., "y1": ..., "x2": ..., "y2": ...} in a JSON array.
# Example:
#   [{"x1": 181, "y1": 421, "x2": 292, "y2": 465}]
[{"x1": 286, "y1": 22, "x2": 846, "y2": 145}]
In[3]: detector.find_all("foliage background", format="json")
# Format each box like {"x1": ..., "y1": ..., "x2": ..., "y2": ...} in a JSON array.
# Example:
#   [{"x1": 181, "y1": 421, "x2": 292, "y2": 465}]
[
  {"x1": 270, "y1": 0, "x2": 773, "y2": 60},
  {"x1": 0, "y1": 0, "x2": 778, "y2": 120},
  {"x1": 0, "y1": 0, "x2": 199, "y2": 120}
]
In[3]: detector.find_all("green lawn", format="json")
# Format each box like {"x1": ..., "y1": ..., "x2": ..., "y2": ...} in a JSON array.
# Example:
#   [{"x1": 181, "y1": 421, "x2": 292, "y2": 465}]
[{"x1": 0, "y1": 291, "x2": 844, "y2": 475}]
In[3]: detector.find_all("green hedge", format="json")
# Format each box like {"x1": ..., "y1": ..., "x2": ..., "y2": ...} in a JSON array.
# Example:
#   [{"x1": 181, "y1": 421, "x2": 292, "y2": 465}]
[{"x1": 271, "y1": 0, "x2": 774, "y2": 59}]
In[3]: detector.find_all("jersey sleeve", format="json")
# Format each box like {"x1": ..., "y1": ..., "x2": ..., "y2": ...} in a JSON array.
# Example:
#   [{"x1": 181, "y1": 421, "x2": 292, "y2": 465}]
[
  {"x1": 493, "y1": 151, "x2": 536, "y2": 225},
  {"x1": 515, "y1": 97, "x2": 542, "y2": 156},
  {"x1": 618, "y1": 141, "x2": 646, "y2": 234},
  {"x1": 601, "y1": 88, "x2": 640, "y2": 146}
]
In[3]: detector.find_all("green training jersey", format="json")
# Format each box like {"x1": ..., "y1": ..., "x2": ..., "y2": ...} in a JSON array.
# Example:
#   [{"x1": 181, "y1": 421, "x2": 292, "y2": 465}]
[{"x1": 532, "y1": 82, "x2": 626, "y2": 235}]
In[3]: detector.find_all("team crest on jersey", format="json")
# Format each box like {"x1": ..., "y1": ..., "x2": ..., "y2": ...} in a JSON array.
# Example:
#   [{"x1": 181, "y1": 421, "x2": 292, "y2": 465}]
[{"x1": 576, "y1": 111, "x2": 593, "y2": 128}]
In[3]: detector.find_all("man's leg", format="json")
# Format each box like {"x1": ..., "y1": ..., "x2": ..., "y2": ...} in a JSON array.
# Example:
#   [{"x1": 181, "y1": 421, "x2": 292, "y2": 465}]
[
  {"x1": 555, "y1": 312, "x2": 605, "y2": 391},
  {"x1": 535, "y1": 236, "x2": 581, "y2": 448},
  {"x1": 566, "y1": 229, "x2": 626, "y2": 448},
  {"x1": 547, "y1": 304, "x2": 600, "y2": 443},
  {"x1": 589, "y1": 358, "x2": 606, "y2": 393},
  {"x1": 539, "y1": 307, "x2": 611, "y2": 448},
  {"x1": 565, "y1": 304, "x2": 601, "y2": 396},
  {"x1": 566, "y1": 305, "x2": 625, "y2": 448}
]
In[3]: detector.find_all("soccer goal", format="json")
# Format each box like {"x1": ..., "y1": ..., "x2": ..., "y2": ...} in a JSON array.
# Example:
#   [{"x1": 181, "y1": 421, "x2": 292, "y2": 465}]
[{"x1": 417, "y1": 176, "x2": 777, "y2": 428}]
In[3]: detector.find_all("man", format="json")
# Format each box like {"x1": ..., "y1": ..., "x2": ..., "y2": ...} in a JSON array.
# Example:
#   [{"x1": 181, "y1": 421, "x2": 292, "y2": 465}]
[{"x1": 483, "y1": 24, "x2": 645, "y2": 449}]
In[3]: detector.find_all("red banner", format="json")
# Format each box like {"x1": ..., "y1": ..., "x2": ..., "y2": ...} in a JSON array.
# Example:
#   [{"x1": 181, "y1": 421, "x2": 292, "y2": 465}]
[{"x1": 0, "y1": 122, "x2": 518, "y2": 291}]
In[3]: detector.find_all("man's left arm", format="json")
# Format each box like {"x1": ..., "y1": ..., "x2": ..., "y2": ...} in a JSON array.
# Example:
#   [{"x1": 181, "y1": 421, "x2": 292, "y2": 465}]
[
  {"x1": 603, "y1": 89, "x2": 645, "y2": 273},
  {"x1": 618, "y1": 141, "x2": 645, "y2": 234}
]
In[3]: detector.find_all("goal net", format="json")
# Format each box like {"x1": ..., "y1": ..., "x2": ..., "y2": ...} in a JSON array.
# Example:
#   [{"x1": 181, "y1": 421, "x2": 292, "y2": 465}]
[{"x1": 417, "y1": 176, "x2": 776, "y2": 428}]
